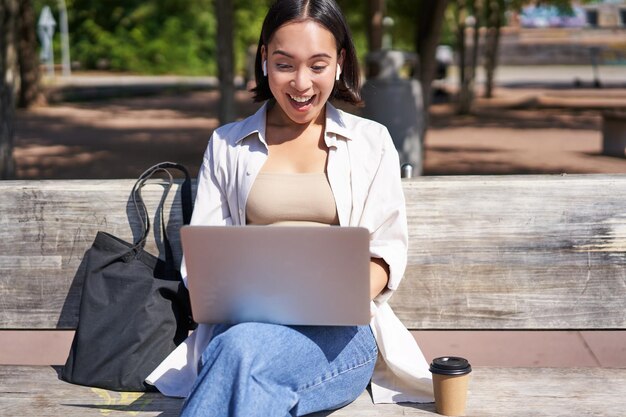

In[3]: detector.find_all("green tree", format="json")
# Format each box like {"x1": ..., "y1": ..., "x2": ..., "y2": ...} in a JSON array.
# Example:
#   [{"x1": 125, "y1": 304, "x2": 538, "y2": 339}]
[
  {"x1": 453, "y1": 0, "x2": 592, "y2": 111},
  {"x1": 34, "y1": 0, "x2": 217, "y2": 75},
  {"x1": 18, "y1": 0, "x2": 40, "y2": 108},
  {"x1": 234, "y1": 0, "x2": 273, "y2": 76},
  {"x1": 483, "y1": 0, "x2": 582, "y2": 99},
  {"x1": 455, "y1": 0, "x2": 481, "y2": 115},
  {"x1": 381, "y1": 0, "x2": 450, "y2": 170},
  {"x1": 1, "y1": 0, "x2": 18, "y2": 179},
  {"x1": 483, "y1": 0, "x2": 505, "y2": 99},
  {"x1": 216, "y1": 0, "x2": 234, "y2": 124},
  {"x1": 412, "y1": 1, "x2": 449, "y2": 134},
  {"x1": 367, "y1": 0, "x2": 384, "y2": 53}
]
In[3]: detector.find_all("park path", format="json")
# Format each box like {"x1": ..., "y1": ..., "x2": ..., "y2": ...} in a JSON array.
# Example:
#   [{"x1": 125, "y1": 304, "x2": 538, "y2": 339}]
[{"x1": 13, "y1": 85, "x2": 626, "y2": 179}]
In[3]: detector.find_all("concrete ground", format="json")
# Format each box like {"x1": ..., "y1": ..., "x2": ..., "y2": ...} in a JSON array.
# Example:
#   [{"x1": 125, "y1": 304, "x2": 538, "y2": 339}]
[{"x1": 3, "y1": 67, "x2": 626, "y2": 367}]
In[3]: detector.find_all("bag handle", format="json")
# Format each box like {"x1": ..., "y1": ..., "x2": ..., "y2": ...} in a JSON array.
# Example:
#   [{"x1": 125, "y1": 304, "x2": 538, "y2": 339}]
[
  {"x1": 132, "y1": 167, "x2": 172, "y2": 248},
  {"x1": 130, "y1": 162, "x2": 194, "y2": 255}
]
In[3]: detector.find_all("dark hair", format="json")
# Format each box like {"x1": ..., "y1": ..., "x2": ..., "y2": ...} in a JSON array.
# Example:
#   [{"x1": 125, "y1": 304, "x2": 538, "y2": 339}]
[{"x1": 251, "y1": 0, "x2": 362, "y2": 106}]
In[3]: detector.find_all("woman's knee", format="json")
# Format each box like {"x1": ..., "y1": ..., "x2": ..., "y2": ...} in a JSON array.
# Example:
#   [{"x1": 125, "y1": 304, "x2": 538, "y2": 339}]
[{"x1": 294, "y1": 353, "x2": 376, "y2": 416}]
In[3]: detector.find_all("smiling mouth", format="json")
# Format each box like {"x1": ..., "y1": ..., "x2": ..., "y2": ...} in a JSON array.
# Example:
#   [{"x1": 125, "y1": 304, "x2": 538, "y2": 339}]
[{"x1": 288, "y1": 94, "x2": 315, "y2": 105}]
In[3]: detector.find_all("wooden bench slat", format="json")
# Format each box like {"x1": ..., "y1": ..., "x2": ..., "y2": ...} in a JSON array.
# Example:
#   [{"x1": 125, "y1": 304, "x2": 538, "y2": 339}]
[
  {"x1": 395, "y1": 175, "x2": 626, "y2": 329},
  {"x1": 2, "y1": 365, "x2": 625, "y2": 416},
  {"x1": 0, "y1": 366, "x2": 182, "y2": 417},
  {"x1": 394, "y1": 265, "x2": 626, "y2": 329},
  {"x1": 2, "y1": 176, "x2": 626, "y2": 329},
  {"x1": 0, "y1": 180, "x2": 187, "y2": 329}
]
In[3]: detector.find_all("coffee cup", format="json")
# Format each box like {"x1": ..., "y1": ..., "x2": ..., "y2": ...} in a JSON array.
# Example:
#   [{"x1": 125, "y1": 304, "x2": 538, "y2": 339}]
[{"x1": 429, "y1": 356, "x2": 472, "y2": 416}]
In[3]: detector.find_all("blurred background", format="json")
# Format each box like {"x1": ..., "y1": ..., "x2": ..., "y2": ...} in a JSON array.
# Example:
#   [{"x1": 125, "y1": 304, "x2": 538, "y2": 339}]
[
  {"x1": 0, "y1": 0, "x2": 625, "y2": 367},
  {"x1": 1, "y1": 0, "x2": 624, "y2": 179}
]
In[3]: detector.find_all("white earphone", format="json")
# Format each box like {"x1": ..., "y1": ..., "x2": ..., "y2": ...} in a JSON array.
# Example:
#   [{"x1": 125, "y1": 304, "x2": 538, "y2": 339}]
[{"x1": 262, "y1": 60, "x2": 268, "y2": 77}]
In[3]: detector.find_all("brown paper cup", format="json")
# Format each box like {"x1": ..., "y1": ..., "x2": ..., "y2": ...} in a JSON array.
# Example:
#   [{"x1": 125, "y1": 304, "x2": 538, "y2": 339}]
[
  {"x1": 432, "y1": 373, "x2": 470, "y2": 416},
  {"x1": 430, "y1": 356, "x2": 472, "y2": 416}
]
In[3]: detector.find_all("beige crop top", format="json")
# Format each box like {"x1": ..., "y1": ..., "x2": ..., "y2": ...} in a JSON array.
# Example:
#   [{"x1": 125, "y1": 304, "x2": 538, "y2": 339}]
[{"x1": 246, "y1": 172, "x2": 340, "y2": 226}]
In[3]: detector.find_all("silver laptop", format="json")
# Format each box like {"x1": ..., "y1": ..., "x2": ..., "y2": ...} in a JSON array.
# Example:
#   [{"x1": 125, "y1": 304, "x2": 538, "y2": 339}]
[{"x1": 181, "y1": 225, "x2": 371, "y2": 326}]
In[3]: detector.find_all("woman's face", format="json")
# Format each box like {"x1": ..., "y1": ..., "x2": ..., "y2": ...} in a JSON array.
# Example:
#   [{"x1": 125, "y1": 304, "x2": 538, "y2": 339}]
[{"x1": 263, "y1": 20, "x2": 344, "y2": 125}]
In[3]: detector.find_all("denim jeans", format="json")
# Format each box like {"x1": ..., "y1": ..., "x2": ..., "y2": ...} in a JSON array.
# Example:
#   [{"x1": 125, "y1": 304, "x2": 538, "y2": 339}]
[{"x1": 179, "y1": 322, "x2": 378, "y2": 417}]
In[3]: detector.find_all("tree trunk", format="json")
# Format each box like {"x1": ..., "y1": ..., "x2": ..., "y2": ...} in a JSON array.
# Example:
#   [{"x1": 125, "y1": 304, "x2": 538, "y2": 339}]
[
  {"x1": 18, "y1": 0, "x2": 40, "y2": 108},
  {"x1": 483, "y1": 0, "x2": 503, "y2": 99},
  {"x1": 366, "y1": 0, "x2": 385, "y2": 77},
  {"x1": 415, "y1": 0, "x2": 449, "y2": 124},
  {"x1": 1, "y1": 0, "x2": 18, "y2": 179},
  {"x1": 216, "y1": 0, "x2": 235, "y2": 125},
  {"x1": 457, "y1": 0, "x2": 481, "y2": 114},
  {"x1": 470, "y1": 0, "x2": 480, "y2": 89},
  {"x1": 456, "y1": 0, "x2": 470, "y2": 114},
  {"x1": 413, "y1": 0, "x2": 448, "y2": 175},
  {"x1": 367, "y1": 0, "x2": 384, "y2": 52}
]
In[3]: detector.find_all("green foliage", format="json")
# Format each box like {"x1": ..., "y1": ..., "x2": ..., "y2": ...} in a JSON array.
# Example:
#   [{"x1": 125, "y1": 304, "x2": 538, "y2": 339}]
[
  {"x1": 30, "y1": 0, "x2": 595, "y2": 76},
  {"x1": 32, "y1": 0, "x2": 376, "y2": 76},
  {"x1": 336, "y1": 0, "x2": 368, "y2": 64},
  {"x1": 233, "y1": 0, "x2": 273, "y2": 78},
  {"x1": 35, "y1": 0, "x2": 216, "y2": 75},
  {"x1": 385, "y1": 1, "x2": 420, "y2": 50}
]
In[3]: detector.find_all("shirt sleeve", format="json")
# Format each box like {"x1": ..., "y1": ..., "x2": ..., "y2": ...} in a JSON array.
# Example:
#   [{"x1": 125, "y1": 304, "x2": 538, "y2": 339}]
[
  {"x1": 181, "y1": 134, "x2": 232, "y2": 286},
  {"x1": 191, "y1": 135, "x2": 233, "y2": 228},
  {"x1": 361, "y1": 126, "x2": 409, "y2": 306}
]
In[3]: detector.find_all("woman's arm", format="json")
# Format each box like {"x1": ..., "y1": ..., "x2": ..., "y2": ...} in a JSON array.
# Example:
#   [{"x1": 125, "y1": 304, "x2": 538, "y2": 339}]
[
  {"x1": 191, "y1": 135, "x2": 233, "y2": 228},
  {"x1": 181, "y1": 134, "x2": 232, "y2": 287},
  {"x1": 360, "y1": 124, "x2": 408, "y2": 305},
  {"x1": 370, "y1": 258, "x2": 390, "y2": 300}
]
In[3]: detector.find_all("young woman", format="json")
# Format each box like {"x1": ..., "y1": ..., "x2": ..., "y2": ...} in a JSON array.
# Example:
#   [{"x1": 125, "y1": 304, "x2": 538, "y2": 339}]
[{"x1": 147, "y1": 0, "x2": 434, "y2": 415}]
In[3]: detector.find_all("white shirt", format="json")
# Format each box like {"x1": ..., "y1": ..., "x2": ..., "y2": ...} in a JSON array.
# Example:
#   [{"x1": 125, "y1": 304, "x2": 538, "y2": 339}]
[{"x1": 146, "y1": 102, "x2": 434, "y2": 404}]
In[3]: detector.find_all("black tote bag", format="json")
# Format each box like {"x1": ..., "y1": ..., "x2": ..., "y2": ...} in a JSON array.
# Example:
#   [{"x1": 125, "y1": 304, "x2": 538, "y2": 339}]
[{"x1": 62, "y1": 162, "x2": 195, "y2": 392}]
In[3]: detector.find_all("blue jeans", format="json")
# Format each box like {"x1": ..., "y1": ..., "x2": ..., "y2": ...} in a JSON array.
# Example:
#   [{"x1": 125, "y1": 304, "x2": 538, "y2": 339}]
[{"x1": 179, "y1": 322, "x2": 378, "y2": 417}]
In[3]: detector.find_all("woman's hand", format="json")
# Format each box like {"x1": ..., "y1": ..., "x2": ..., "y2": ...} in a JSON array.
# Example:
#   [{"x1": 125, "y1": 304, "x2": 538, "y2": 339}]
[{"x1": 369, "y1": 257, "x2": 390, "y2": 300}]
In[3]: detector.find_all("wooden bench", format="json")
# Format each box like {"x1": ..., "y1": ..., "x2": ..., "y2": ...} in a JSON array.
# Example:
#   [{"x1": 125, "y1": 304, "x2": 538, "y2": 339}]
[{"x1": 1, "y1": 175, "x2": 625, "y2": 416}]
